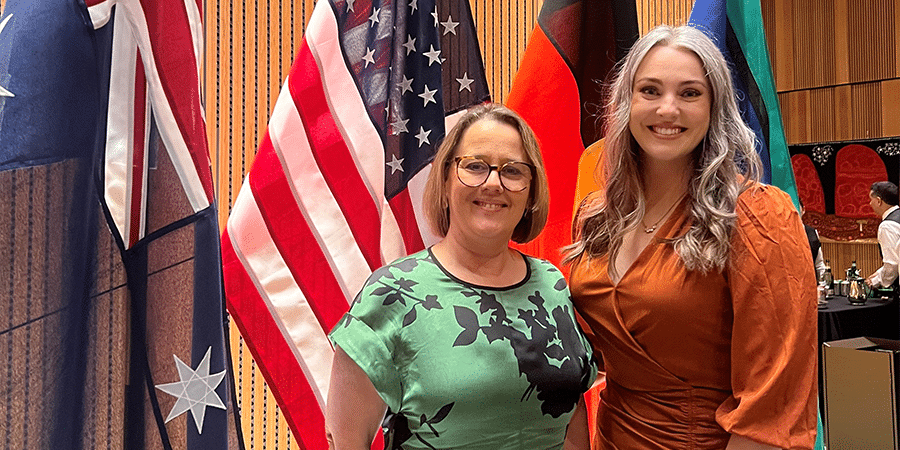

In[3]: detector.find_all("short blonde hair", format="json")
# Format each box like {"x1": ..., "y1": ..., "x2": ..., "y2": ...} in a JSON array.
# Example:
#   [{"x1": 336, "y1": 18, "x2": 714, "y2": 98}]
[{"x1": 422, "y1": 103, "x2": 549, "y2": 243}]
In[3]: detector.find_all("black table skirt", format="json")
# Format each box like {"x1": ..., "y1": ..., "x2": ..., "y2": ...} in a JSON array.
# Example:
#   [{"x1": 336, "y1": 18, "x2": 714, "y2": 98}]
[{"x1": 818, "y1": 296, "x2": 899, "y2": 344}]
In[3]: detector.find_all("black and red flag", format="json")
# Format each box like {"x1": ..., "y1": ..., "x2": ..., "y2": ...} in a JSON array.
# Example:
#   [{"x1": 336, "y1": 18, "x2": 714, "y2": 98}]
[{"x1": 507, "y1": 0, "x2": 639, "y2": 271}]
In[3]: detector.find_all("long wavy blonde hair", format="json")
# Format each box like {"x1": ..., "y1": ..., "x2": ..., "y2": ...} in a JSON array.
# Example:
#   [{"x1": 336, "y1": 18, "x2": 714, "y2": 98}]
[{"x1": 564, "y1": 25, "x2": 761, "y2": 277}]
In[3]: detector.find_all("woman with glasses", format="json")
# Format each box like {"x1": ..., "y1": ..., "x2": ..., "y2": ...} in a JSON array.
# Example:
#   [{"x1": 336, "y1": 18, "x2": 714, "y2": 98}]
[
  {"x1": 326, "y1": 103, "x2": 597, "y2": 450},
  {"x1": 565, "y1": 25, "x2": 817, "y2": 449}
]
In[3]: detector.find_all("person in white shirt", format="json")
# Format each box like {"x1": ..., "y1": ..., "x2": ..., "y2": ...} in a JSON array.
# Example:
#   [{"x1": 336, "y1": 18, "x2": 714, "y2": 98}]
[{"x1": 866, "y1": 181, "x2": 900, "y2": 289}]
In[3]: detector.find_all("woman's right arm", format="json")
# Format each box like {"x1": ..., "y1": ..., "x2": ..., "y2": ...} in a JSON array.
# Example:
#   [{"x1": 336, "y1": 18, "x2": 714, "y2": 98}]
[{"x1": 325, "y1": 345, "x2": 388, "y2": 450}]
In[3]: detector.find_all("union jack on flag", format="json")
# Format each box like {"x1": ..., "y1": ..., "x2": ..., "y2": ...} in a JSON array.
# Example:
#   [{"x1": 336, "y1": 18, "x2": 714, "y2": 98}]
[{"x1": 220, "y1": 0, "x2": 489, "y2": 447}]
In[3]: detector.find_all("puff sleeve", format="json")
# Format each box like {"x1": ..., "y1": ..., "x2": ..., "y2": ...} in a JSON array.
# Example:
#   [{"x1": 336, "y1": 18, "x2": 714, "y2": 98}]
[{"x1": 716, "y1": 185, "x2": 818, "y2": 449}]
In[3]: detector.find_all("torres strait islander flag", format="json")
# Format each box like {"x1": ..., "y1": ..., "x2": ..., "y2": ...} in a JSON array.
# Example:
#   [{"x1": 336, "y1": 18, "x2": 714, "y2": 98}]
[
  {"x1": 689, "y1": 0, "x2": 799, "y2": 204},
  {"x1": 0, "y1": 0, "x2": 241, "y2": 449},
  {"x1": 220, "y1": 0, "x2": 489, "y2": 448},
  {"x1": 506, "y1": 0, "x2": 639, "y2": 271}
]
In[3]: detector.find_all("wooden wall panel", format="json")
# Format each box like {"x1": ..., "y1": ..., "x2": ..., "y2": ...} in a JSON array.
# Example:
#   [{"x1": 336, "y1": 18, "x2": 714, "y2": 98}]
[
  {"x1": 851, "y1": 82, "x2": 882, "y2": 139},
  {"x1": 778, "y1": 82, "x2": 900, "y2": 145},
  {"x1": 884, "y1": 78, "x2": 900, "y2": 136},
  {"x1": 635, "y1": 0, "x2": 693, "y2": 34},
  {"x1": 822, "y1": 239, "x2": 882, "y2": 283},
  {"x1": 849, "y1": 0, "x2": 896, "y2": 83}
]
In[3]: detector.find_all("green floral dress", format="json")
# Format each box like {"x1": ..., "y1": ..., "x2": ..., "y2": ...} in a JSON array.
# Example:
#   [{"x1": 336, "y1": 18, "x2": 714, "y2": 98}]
[{"x1": 330, "y1": 248, "x2": 597, "y2": 450}]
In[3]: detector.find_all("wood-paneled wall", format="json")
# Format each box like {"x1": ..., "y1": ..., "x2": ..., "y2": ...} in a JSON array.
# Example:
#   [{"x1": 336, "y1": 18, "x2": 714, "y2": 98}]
[
  {"x1": 763, "y1": 0, "x2": 900, "y2": 144},
  {"x1": 205, "y1": 1, "x2": 692, "y2": 448},
  {"x1": 822, "y1": 239, "x2": 882, "y2": 282}
]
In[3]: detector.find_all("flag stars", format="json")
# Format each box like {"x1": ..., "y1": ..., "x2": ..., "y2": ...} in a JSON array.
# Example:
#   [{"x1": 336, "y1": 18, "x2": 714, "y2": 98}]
[
  {"x1": 346, "y1": 0, "x2": 356, "y2": 12},
  {"x1": 402, "y1": 35, "x2": 416, "y2": 55},
  {"x1": 409, "y1": 0, "x2": 417, "y2": 14},
  {"x1": 456, "y1": 73, "x2": 474, "y2": 92},
  {"x1": 398, "y1": 76, "x2": 413, "y2": 95},
  {"x1": 362, "y1": 47, "x2": 376, "y2": 67},
  {"x1": 431, "y1": 6, "x2": 440, "y2": 27},
  {"x1": 391, "y1": 117, "x2": 409, "y2": 135},
  {"x1": 423, "y1": 45, "x2": 443, "y2": 66},
  {"x1": 418, "y1": 84, "x2": 437, "y2": 107},
  {"x1": 415, "y1": 127, "x2": 432, "y2": 147},
  {"x1": 441, "y1": 15, "x2": 459, "y2": 35},
  {"x1": 368, "y1": 7, "x2": 381, "y2": 26},
  {"x1": 387, "y1": 154, "x2": 405, "y2": 174},
  {"x1": 155, "y1": 347, "x2": 227, "y2": 434}
]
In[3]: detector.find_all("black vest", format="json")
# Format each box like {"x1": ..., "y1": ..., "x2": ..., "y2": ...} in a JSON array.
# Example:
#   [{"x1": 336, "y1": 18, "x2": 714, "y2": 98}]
[
  {"x1": 885, "y1": 207, "x2": 900, "y2": 225},
  {"x1": 881, "y1": 208, "x2": 900, "y2": 291},
  {"x1": 804, "y1": 225, "x2": 820, "y2": 265}
]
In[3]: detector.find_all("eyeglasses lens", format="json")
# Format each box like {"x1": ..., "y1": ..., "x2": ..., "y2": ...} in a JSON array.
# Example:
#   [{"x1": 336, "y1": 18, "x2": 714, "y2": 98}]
[{"x1": 456, "y1": 157, "x2": 532, "y2": 192}]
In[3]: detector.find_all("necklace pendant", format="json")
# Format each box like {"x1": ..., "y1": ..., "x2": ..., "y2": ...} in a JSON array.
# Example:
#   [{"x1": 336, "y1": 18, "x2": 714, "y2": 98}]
[{"x1": 643, "y1": 226, "x2": 656, "y2": 234}]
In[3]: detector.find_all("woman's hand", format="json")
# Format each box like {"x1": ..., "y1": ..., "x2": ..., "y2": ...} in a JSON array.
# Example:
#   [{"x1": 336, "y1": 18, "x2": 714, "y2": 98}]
[{"x1": 325, "y1": 345, "x2": 388, "y2": 450}]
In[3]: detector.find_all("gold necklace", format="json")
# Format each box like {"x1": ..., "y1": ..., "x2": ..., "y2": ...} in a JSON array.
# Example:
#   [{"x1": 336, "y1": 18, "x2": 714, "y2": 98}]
[{"x1": 641, "y1": 194, "x2": 685, "y2": 234}]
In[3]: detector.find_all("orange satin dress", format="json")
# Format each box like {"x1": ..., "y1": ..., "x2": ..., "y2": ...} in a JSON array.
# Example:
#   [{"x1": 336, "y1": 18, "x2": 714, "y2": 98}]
[{"x1": 569, "y1": 185, "x2": 818, "y2": 450}]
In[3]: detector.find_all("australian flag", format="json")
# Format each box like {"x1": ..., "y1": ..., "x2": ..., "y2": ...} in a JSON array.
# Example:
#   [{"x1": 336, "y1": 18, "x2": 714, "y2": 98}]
[{"x1": 0, "y1": 0, "x2": 242, "y2": 448}]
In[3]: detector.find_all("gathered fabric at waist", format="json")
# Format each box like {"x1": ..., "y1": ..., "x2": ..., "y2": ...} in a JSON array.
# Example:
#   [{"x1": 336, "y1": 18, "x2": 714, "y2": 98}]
[{"x1": 594, "y1": 379, "x2": 732, "y2": 450}]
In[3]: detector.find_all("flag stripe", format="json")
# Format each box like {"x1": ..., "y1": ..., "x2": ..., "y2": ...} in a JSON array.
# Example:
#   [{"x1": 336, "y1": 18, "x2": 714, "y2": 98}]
[
  {"x1": 128, "y1": 63, "x2": 148, "y2": 248},
  {"x1": 387, "y1": 190, "x2": 425, "y2": 254},
  {"x1": 222, "y1": 232, "x2": 321, "y2": 450},
  {"x1": 290, "y1": 44, "x2": 385, "y2": 271},
  {"x1": 227, "y1": 186, "x2": 335, "y2": 409},
  {"x1": 115, "y1": 0, "x2": 210, "y2": 212},
  {"x1": 137, "y1": 0, "x2": 212, "y2": 199},
  {"x1": 249, "y1": 134, "x2": 351, "y2": 332},
  {"x1": 304, "y1": 4, "x2": 410, "y2": 264},
  {"x1": 104, "y1": 21, "x2": 140, "y2": 247},
  {"x1": 267, "y1": 85, "x2": 371, "y2": 304}
]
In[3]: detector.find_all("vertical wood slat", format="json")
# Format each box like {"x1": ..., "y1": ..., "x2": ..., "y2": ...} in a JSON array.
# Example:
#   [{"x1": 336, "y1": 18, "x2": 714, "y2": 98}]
[
  {"x1": 822, "y1": 240, "x2": 883, "y2": 284},
  {"x1": 635, "y1": 0, "x2": 693, "y2": 36},
  {"x1": 778, "y1": 82, "x2": 900, "y2": 145}
]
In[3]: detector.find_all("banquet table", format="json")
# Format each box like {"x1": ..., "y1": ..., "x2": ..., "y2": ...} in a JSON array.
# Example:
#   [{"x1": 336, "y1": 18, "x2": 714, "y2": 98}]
[{"x1": 818, "y1": 295, "x2": 899, "y2": 344}]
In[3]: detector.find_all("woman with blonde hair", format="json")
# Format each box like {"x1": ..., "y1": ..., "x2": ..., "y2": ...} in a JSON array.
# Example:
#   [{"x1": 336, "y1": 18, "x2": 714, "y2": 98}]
[
  {"x1": 567, "y1": 25, "x2": 817, "y2": 449},
  {"x1": 327, "y1": 103, "x2": 597, "y2": 449}
]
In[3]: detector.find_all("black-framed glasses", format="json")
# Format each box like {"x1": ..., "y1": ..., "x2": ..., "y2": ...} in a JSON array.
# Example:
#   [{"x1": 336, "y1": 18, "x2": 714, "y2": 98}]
[{"x1": 453, "y1": 156, "x2": 534, "y2": 192}]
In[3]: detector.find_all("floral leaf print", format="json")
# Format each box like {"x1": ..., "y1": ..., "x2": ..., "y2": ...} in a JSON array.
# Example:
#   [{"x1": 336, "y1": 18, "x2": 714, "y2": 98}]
[
  {"x1": 554, "y1": 278, "x2": 567, "y2": 291},
  {"x1": 402, "y1": 307, "x2": 417, "y2": 327},
  {"x1": 371, "y1": 285, "x2": 394, "y2": 296},
  {"x1": 453, "y1": 306, "x2": 479, "y2": 346},
  {"x1": 421, "y1": 402, "x2": 455, "y2": 437},
  {"x1": 421, "y1": 295, "x2": 441, "y2": 310},
  {"x1": 476, "y1": 291, "x2": 502, "y2": 314},
  {"x1": 393, "y1": 258, "x2": 419, "y2": 273},
  {"x1": 429, "y1": 402, "x2": 454, "y2": 424},
  {"x1": 394, "y1": 277, "x2": 418, "y2": 292},
  {"x1": 383, "y1": 293, "x2": 406, "y2": 306}
]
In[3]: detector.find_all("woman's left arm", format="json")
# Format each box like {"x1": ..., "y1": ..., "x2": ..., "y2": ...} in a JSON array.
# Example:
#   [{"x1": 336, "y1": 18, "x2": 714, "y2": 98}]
[{"x1": 718, "y1": 186, "x2": 819, "y2": 449}]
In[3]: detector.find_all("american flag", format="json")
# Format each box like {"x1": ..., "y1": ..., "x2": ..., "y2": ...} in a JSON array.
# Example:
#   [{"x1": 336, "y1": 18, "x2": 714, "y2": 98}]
[
  {"x1": 0, "y1": 0, "x2": 241, "y2": 448},
  {"x1": 220, "y1": 0, "x2": 488, "y2": 448}
]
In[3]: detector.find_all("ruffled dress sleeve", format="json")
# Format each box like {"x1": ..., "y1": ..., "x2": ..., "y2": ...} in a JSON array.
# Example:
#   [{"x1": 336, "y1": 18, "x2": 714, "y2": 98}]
[
  {"x1": 329, "y1": 264, "x2": 406, "y2": 412},
  {"x1": 716, "y1": 184, "x2": 818, "y2": 449}
]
